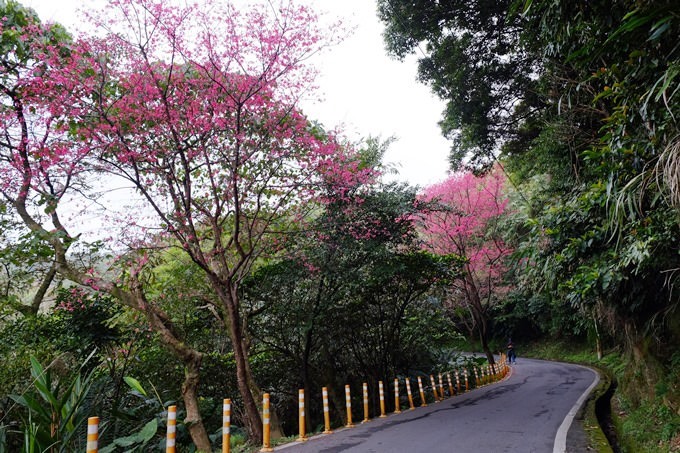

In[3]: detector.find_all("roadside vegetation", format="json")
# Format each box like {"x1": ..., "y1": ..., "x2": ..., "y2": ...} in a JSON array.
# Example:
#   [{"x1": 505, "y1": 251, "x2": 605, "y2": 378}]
[{"x1": 1, "y1": 0, "x2": 679, "y2": 451}]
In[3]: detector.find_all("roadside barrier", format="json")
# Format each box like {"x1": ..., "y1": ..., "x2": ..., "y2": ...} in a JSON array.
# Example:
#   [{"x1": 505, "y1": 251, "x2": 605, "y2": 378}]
[
  {"x1": 345, "y1": 384, "x2": 355, "y2": 427},
  {"x1": 417, "y1": 376, "x2": 427, "y2": 407},
  {"x1": 362, "y1": 382, "x2": 370, "y2": 423},
  {"x1": 378, "y1": 381, "x2": 387, "y2": 417},
  {"x1": 83, "y1": 356, "x2": 511, "y2": 451},
  {"x1": 223, "y1": 399, "x2": 231, "y2": 453},
  {"x1": 86, "y1": 417, "x2": 99, "y2": 453},
  {"x1": 297, "y1": 389, "x2": 307, "y2": 442},
  {"x1": 261, "y1": 393, "x2": 273, "y2": 452},
  {"x1": 405, "y1": 378, "x2": 415, "y2": 410},
  {"x1": 166, "y1": 405, "x2": 177, "y2": 453},
  {"x1": 322, "y1": 387, "x2": 332, "y2": 433},
  {"x1": 394, "y1": 378, "x2": 401, "y2": 414},
  {"x1": 430, "y1": 375, "x2": 440, "y2": 402},
  {"x1": 438, "y1": 373, "x2": 445, "y2": 398}
]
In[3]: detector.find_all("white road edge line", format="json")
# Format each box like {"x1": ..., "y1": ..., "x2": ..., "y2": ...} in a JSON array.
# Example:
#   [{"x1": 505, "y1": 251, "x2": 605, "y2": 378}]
[{"x1": 553, "y1": 366, "x2": 601, "y2": 453}]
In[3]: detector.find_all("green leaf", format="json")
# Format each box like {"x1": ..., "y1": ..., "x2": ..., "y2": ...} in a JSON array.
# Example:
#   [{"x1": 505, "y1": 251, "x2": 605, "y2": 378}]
[
  {"x1": 113, "y1": 433, "x2": 140, "y2": 447},
  {"x1": 9, "y1": 394, "x2": 50, "y2": 421},
  {"x1": 138, "y1": 418, "x2": 158, "y2": 442},
  {"x1": 123, "y1": 376, "x2": 148, "y2": 397},
  {"x1": 648, "y1": 17, "x2": 672, "y2": 42}
]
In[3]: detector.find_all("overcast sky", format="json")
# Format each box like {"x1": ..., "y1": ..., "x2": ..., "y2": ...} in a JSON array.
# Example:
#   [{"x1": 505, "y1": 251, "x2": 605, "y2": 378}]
[{"x1": 23, "y1": 0, "x2": 452, "y2": 188}]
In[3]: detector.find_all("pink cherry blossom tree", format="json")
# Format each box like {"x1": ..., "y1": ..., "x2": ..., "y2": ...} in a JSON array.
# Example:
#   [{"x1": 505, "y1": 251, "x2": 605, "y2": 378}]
[
  {"x1": 0, "y1": 5, "x2": 87, "y2": 316},
  {"x1": 418, "y1": 168, "x2": 511, "y2": 364},
  {"x1": 0, "y1": 0, "x2": 373, "y2": 447}
]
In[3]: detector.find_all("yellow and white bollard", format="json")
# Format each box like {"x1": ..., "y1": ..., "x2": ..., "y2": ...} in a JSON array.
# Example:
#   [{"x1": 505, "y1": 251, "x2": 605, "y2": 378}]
[
  {"x1": 345, "y1": 384, "x2": 355, "y2": 427},
  {"x1": 378, "y1": 380, "x2": 387, "y2": 418},
  {"x1": 166, "y1": 405, "x2": 177, "y2": 453},
  {"x1": 322, "y1": 387, "x2": 333, "y2": 434},
  {"x1": 430, "y1": 375, "x2": 440, "y2": 402},
  {"x1": 447, "y1": 373, "x2": 455, "y2": 396},
  {"x1": 405, "y1": 378, "x2": 415, "y2": 410},
  {"x1": 465, "y1": 370, "x2": 469, "y2": 392},
  {"x1": 474, "y1": 368, "x2": 480, "y2": 387},
  {"x1": 261, "y1": 393, "x2": 273, "y2": 452},
  {"x1": 86, "y1": 416, "x2": 99, "y2": 453},
  {"x1": 362, "y1": 382, "x2": 370, "y2": 423},
  {"x1": 438, "y1": 373, "x2": 445, "y2": 398},
  {"x1": 393, "y1": 378, "x2": 401, "y2": 413},
  {"x1": 223, "y1": 399, "x2": 231, "y2": 453},
  {"x1": 417, "y1": 376, "x2": 427, "y2": 407},
  {"x1": 297, "y1": 389, "x2": 307, "y2": 442},
  {"x1": 456, "y1": 370, "x2": 461, "y2": 394}
]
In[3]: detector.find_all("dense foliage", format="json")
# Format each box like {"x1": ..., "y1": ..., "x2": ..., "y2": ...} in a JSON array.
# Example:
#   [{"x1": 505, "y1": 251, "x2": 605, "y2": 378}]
[
  {"x1": 0, "y1": 2, "x2": 465, "y2": 451},
  {"x1": 379, "y1": 0, "x2": 680, "y2": 449},
  {"x1": 2, "y1": 0, "x2": 679, "y2": 450}
]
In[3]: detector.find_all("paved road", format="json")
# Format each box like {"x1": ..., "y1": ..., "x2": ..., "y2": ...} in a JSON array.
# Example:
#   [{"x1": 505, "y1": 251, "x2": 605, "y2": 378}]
[{"x1": 276, "y1": 359, "x2": 599, "y2": 453}]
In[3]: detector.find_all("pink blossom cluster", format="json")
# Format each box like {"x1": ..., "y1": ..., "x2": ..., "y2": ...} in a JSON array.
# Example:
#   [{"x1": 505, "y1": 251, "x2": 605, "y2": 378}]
[
  {"x1": 418, "y1": 168, "x2": 512, "y2": 294},
  {"x1": 55, "y1": 287, "x2": 91, "y2": 312}
]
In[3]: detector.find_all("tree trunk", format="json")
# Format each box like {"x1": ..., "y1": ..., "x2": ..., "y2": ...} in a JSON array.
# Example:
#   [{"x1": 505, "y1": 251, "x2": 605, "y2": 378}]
[
  {"x1": 182, "y1": 353, "x2": 212, "y2": 452},
  {"x1": 140, "y1": 302, "x2": 212, "y2": 451},
  {"x1": 593, "y1": 312, "x2": 603, "y2": 360},
  {"x1": 122, "y1": 277, "x2": 213, "y2": 452},
  {"x1": 221, "y1": 286, "x2": 263, "y2": 442},
  {"x1": 462, "y1": 267, "x2": 495, "y2": 365}
]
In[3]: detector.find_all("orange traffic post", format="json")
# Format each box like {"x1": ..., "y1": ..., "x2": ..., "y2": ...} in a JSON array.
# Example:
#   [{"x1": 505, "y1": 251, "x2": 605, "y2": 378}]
[
  {"x1": 417, "y1": 376, "x2": 427, "y2": 407},
  {"x1": 474, "y1": 368, "x2": 480, "y2": 387},
  {"x1": 223, "y1": 399, "x2": 231, "y2": 453},
  {"x1": 429, "y1": 375, "x2": 440, "y2": 402},
  {"x1": 465, "y1": 370, "x2": 469, "y2": 392},
  {"x1": 438, "y1": 373, "x2": 445, "y2": 398},
  {"x1": 345, "y1": 384, "x2": 355, "y2": 427},
  {"x1": 322, "y1": 387, "x2": 333, "y2": 434},
  {"x1": 456, "y1": 370, "x2": 461, "y2": 394},
  {"x1": 447, "y1": 373, "x2": 455, "y2": 396},
  {"x1": 86, "y1": 416, "x2": 99, "y2": 453},
  {"x1": 166, "y1": 405, "x2": 177, "y2": 453},
  {"x1": 261, "y1": 393, "x2": 273, "y2": 452},
  {"x1": 297, "y1": 389, "x2": 308, "y2": 442},
  {"x1": 378, "y1": 380, "x2": 387, "y2": 417},
  {"x1": 393, "y1": 378, "x2": 401, "y2": 413},
  {"x1": 362, "y1": 382, "x2": 370, "y2": 423},
  {"x1": 405, "y1": 378, "x2": 415, "y2": 410}
]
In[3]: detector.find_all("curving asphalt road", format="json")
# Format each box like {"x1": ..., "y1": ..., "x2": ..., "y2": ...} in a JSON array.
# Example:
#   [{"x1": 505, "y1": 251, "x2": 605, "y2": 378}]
[{"x1": 274, "y1": 359, "x2": 600, "y2": 453}]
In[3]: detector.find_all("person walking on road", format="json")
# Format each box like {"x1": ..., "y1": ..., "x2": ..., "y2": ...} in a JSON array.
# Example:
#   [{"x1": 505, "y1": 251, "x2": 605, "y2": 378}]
[{"x1": 507, "y1": 340, "x2": 516, "y2": 364}]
